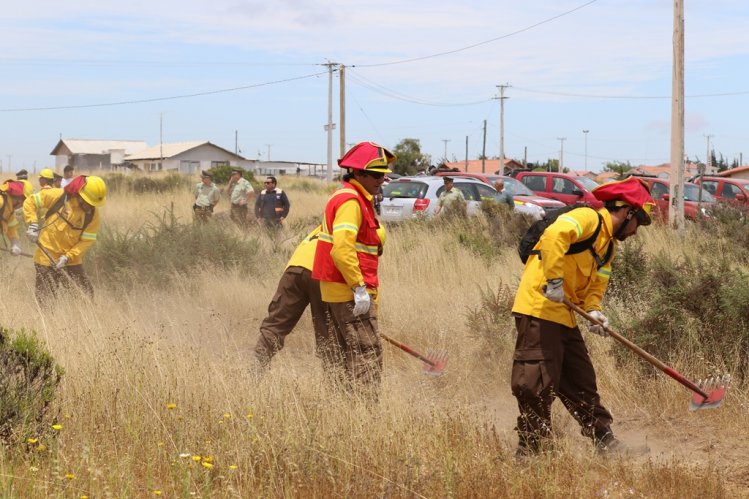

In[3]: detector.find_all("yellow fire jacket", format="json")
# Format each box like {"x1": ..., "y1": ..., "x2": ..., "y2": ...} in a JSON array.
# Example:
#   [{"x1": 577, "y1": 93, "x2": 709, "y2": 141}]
[
  {"x1": 286, "y1": 226, "x2": 322, "y2": 271},
  {"x1": 0, "y1": 194, "x2": 20, "y2": 241},
  {"x1": 512, "y1": 207, "x2": 615, "y2": 328},
  {"x1": 23, "y1": 189, "x2": 100, "y2": 267}
]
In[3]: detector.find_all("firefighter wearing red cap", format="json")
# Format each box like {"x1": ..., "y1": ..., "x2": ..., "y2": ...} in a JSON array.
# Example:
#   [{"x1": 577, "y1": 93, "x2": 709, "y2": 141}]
[
  {"x1": 510, "y1": 176, "x2": 655, "y2": 457},
  {"x1": 312, "y1": 141, "x2": 395, "y2": 395},
  {"x1": 0, "y1": 180, "x2": 29, "y2": 256}
]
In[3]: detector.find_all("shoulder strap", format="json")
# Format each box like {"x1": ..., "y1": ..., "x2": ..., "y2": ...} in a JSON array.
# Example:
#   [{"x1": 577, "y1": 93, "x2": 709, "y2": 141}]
[
  {"x1": 45, "y1": 194, "x2": 94, "y2": 232},
  {"x1": 566, "y1": 209, "x2": 602, "y2": 255}
]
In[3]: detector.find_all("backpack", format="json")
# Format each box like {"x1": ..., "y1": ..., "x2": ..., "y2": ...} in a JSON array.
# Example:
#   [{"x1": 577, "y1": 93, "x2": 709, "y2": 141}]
[
  {"x1": 518, "y1": 206, "x2": 613, "y2": 268},
  {"x1": 45, "y1": 192, "x2": 94, "y2": 232}
]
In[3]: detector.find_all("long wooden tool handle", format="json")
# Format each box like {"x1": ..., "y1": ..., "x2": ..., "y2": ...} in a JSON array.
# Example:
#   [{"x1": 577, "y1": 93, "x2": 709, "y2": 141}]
[
  {"x1": 0, "y1": 247, "x2": 34, "y2": 258},
  {"x1": 564, "y1": 298, "x2": 708, "y2": 399},
  {"x1": 380, "y1": 333, "x2": 436, "y2": 367}
]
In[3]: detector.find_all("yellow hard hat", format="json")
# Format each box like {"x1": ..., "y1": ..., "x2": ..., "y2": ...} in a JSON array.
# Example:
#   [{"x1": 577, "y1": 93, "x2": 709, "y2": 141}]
[
  {"x1": 79, "y1": 176, "x2": 107, "y2": 207},
  {"x1": 39, "y1": 168, "x2": 55, "y2": 180}
]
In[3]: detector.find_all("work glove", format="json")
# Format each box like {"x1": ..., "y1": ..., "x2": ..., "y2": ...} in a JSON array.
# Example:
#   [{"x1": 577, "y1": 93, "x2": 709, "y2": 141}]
[
  {"x1": 10, "y1": 240, "x2": 21, "y2": 256},
  {"x1": 352, "y1": 285, "x2": 371, "y2": 316},
  {"x1": 26, "y1": 223, "x2": 39, "y2": 242},
  {"x1": 55, "y1": 255, "x2": 68, "y2": 270},
  {"x1": 587, "y1": 310, "x2": 610, "y2": 337},
  {"x1": 543, "y1": 278, "x2": 564, "y2": 303}
]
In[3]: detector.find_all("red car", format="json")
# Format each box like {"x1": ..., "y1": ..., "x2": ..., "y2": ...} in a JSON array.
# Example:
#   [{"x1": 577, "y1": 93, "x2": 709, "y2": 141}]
[
  {"x1": 511, "y1": 171, "x2": 603, "y2": 208},
  {"x1": 693, "y1": 176, "x2": 749, "y2": 208},
  {"x1": 634, "y1": 176, "x2": 715, "y2": 221}
]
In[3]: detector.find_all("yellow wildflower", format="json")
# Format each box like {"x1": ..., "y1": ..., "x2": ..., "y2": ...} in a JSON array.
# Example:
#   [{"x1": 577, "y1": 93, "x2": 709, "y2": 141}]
[
  {"x1": 166, "y1": 403, "x2": 177, "y2": 410},
  {"x1": 51, "y1": 424, "x2": 62, "y2": 431},
  {"x1": 26, "y1": 438, "x2": 38, "y2": 444},
  {"x1": 37, "y1": 444, "x2": 46, "y2": 452},
  {"x1": 202, "y1": 456, "x2": 213, "y2": 463},
  {"x1": 229, "y1": 465, "x2": 238, "y2": 470},
  {"x1": 153, "y1": 491, "x2": 162, "y2": 496},
  {"x1": 65, "y1": 473, "x2": 75, "y2": 480},
  {"x1": 201, "y1": 462, "x2": 213, "y2": 470},
  {"x1": 245, "y1": 412, "x2": 254, "y2": 420},
  {"x1": 222, "y1": 413, "x2": 231, "y2": 419},
  {"x1": 192, "y1": 455, "x2": 201, "y2": 462}
]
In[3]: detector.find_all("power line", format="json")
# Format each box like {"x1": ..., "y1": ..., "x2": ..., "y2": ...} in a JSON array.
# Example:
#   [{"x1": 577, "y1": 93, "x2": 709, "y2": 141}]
[
  {"x1": 513, "y1": 85, "x2": 749, "y2": 100},
  {"x1": 347, "y1": 71, "x2": 490, "y2": 107},
  {"x1": 0, "y1": 71, "x2": 328, "y2": 112},
  {"x1": 353, "y1": 0, "x2": 598, "y2": 68}
]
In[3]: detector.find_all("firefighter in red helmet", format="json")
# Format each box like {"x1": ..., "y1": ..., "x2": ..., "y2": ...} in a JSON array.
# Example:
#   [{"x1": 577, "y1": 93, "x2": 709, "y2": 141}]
[{"x1": 312, "y1": 141, "x2": 395, "y2": 397}]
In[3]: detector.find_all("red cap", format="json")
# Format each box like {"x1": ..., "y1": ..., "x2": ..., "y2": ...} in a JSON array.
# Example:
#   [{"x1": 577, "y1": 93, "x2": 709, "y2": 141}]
[
  {"x1": 1, "y1": 180, "x2": 26, "y2": 198},
  {"x1": 592, "y1": 176, "x2": 654, "y2": 209},
  {"x1": 338, "y1": 142, "x2": 396, "y2": 173}
]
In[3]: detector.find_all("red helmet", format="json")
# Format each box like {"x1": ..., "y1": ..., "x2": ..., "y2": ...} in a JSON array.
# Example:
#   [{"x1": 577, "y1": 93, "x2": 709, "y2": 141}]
[
  {"x1": 1, "y1": 180, "x2": 27, "y2": 198},
  {"x1": 592, "y1": 176, "x2": 656, "y2": 225},
  {"x1": 338, "y1": 142, "x2": 396, "y2": 173}
]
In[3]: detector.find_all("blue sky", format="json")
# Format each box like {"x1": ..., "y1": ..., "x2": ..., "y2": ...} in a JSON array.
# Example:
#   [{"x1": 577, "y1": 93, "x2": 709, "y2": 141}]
[{"x1": 2, "y1": 0, "x2": 749, "y2": 173}]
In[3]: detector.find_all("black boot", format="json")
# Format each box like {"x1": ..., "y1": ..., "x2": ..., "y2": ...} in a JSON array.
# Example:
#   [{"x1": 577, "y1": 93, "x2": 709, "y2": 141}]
[{"x1": 593, "y1": 428, "x2": 625, "y2": 454}]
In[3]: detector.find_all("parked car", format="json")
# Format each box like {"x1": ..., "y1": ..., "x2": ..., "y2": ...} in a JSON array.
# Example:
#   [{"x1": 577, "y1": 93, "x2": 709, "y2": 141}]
[
  {"x1": 433, "y1": 171, "x2": 566, "y2": 217},
  {"x1": 692, "y1": 176, "x2": 749, "y2": 208},
  {"x1": 511, "y1": 171, "x2": 603, "y2": 208},
  {"x1": 379, "y1": 176, "x2": 544, "y2": 222},
  {"x1": 631, "y1": 175, "x2": 715, "y2": 221}
]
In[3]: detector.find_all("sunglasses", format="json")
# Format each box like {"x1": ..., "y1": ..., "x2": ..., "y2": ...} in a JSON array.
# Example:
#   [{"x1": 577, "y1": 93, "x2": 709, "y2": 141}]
[
  {"x1": 364, "y1": 171, "x2": 385, "y2": 180},
  {"x1": 264, "y1": 181, "x2": 274, "y2": 184}
]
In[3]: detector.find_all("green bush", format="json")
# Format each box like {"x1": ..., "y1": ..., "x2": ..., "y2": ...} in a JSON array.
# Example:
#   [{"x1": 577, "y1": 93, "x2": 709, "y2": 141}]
[
  {"x1": 465, "y1": 283, "x2": 517, "y2": 359},
  {"x1": 206, "y1": 165, "x2": 258, "y2": 190},
  {"x1": 89, "y1": 205, "x2": 264, "y2": 287},
  {"x1": 102, "y1": 172, "x2": 193, "y2": 195},
  {"x1": 0, "y1": 327, "x2": 63, "y2": 444}
]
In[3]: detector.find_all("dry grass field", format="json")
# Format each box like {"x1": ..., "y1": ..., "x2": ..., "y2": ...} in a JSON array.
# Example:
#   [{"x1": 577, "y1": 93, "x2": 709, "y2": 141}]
[{"x1": 0, "y1": 175, "x2": 747, "y2": 498}]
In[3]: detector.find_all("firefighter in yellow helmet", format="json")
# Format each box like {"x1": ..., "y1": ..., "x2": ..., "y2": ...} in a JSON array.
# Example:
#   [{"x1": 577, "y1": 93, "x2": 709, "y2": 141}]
[
  {"x1": 312, "y1": 141, "x2": 395, "y2": 396},
  {"x1": 23, "y1": 175, "x2": 106, "y2": 300},
  {"x1": 38, "y1": 168, "x2": 55, "y2": 190},
  {"x1": 0, "y1": 180, "x2": 30, "y2": 256}
]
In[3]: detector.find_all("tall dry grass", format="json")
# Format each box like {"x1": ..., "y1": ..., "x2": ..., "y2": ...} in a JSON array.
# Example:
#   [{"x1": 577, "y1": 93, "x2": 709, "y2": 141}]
[{"x1": 0, "y1": 176, "x2": 744, "y2": 497}]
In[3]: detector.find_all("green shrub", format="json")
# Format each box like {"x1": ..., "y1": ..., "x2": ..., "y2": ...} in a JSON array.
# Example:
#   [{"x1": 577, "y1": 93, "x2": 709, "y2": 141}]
[
  {"x1": 0, "y1": 327, "x2": 63, "y2": 444},
  {"x1": 206, "y1": 165, "x2": 258, "y2": 190},
  {"x1": 89, "y1": 205, "x2": 264, "y2": 287},
  {"x1": 465, "y1": 283, "x2": 516, "y2": 359},
  {"x1": 102, "y1": 172, "x2": 193, "y2": 195}
]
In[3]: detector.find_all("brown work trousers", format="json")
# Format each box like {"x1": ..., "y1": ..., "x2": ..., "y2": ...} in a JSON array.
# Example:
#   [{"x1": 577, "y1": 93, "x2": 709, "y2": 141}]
[
  {"x1": 192, "y1": 205, "x2": 212, "y2": 223},
  {"x1": 254, "y1": 267, "x2": 332, "y2": 367},
  {"x1": 511, "y1": 314, "x2": 613, "y2": 450},
  {"x1": 326, "y1": 300, "x2": 383, "y2": 396},
  {"x1": 35, "y1": 263, "x2": 93, "y2": 302},
  {"x1": 230, "y1": 203, "x2": 248, "y2": 227}
]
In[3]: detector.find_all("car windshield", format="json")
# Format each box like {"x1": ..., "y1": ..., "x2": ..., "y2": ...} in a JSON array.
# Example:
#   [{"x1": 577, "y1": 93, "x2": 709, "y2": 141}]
[
  {"x1": 684, "y1": 183, "x2": 715, "y2": 202},
  {"x1": 576, "y1": 176, "x2": 600, "y2": 191},
  {"x1": 501, "y1": 177, "x2": 534, "y2": 196},
  {"x1": 382, "y1": 181, "x2": 428, "y2": 199}
]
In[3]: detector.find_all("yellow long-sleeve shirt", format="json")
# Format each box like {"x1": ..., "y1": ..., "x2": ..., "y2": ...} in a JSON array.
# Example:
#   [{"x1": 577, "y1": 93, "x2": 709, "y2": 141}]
[
  {"x1": 512, "y1": 207, "x2": 615, "y2": 328},
  {"x1": 286, "y1": 226, "x2": 321, "y2": 271},
  {"x1": 23, "y1": 188, "x2": 100, "y2": 267},
  {"x1": 0, "y1": 195, "x2": 20, "y2": 241}
]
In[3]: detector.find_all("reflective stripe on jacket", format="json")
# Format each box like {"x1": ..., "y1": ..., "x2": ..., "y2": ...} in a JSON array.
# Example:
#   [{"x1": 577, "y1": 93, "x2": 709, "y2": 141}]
[
  {"x1": 22, "y1": 189, "x2": 100, "y2": 267},
  {"x1": 313, "y1": 180, "x2": 381, "y2": 302},
  {"x1": 512, "y1": 207, "x2": 615, "y2": 328}
]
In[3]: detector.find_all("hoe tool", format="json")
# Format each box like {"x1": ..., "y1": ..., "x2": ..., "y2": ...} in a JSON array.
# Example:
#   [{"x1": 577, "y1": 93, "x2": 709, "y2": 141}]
[
  {"x1": 564, "y1": 298, "x2": 729, "y2": 411},
  {"x1": 380, "y1": 333, "x2": 448, "y2": 376},
  {"x1": 0, "y1": 247, "x2": 33, "y2": 258}
]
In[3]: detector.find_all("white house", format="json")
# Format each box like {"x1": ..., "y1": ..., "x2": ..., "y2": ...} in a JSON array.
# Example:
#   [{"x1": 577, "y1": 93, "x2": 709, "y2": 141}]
[
  {"x1": 124, "y1": 141, "x2": 253, "y2": 174},
  {"x1": 50, "y1": 139, "x2": 149, "y2": 171},
  {"x1": 253, "y1": 160, "x2": 328, "y2": 178}
]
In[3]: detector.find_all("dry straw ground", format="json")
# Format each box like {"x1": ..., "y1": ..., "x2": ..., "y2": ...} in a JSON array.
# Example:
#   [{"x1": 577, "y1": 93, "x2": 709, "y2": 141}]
[{"x1": 0, "y1": 175, "x2": 747, "y2": 498}]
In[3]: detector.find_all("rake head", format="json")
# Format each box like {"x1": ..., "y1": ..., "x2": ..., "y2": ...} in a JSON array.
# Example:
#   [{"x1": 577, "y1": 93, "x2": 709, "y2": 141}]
[
  {"x1": 422, "y1": 349, "x2": 448, "y2": 377},
  {"x1": 689, "y1": 374, "x2": 731, "y2": 411}
]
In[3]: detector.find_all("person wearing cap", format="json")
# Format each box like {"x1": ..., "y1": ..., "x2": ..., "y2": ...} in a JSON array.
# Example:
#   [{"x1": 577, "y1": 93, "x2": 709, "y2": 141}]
[
  {"x1": 23, "y1": 175, "x2": 106, "y2": 300},
  {"x1": 254, "y1": 176, "x2": 290, "y2": 228},
  {"x1": 434, "y1": 176, "x2": 466, "y2": 217},
  {"x1": 15, "y1": 169, "x2": 28, "y2": 181},
  {"x1": 60, "y1": 165, "x2": 75, "y2": 188},
  {"x1": 226, "y1": 168, "x2": 253, "y2": 227},
  {"x1": 193, "y1": 170, "x2": 220, "y2": 223},
  {"x1": 53, "y1": 171, "x2": 63, "y2": 188},
  {"x1": 312, "y1": 141, "x2": 395, "y2": 396},
  {"x1": 510, "y1": 176, "x2": 655, "y2": 457},
  {"x1": 0, "y1": 180, "x2": 29, "y2": 257}
]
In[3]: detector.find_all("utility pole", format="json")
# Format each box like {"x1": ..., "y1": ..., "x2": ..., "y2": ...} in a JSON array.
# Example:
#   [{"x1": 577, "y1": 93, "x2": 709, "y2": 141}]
[
  {"x1": 464, "y1": 136, "x2": 468, "y2": 172},
  {"x1": 481, "y1": 119, "x2": 487, "y2": 173},
  {"x1": 441, "y1": 139, "x2": 451, "y2": 163},
  {"x1": 582, "y1": 129, "x2": 590, "y2": 171},
  {"x1": 235, "y1": 130, "x2": 238, "y2": 155},
  {"x1": 159, "y1": 113, "x2": 163, "y2": 169},
  {"x1": 669, "y1": 0, "x2": 685, "y2": 230},
  {"x1": 339, "y1": 64, "x2": 346, "y2": 157},
  {"x1": 557, "y1": 137, "x2": 566, "y2": 172},
  {"x1": 265, "y1": 144, "x2": 272, "y2": 161},
  {"x1": 496, "y1": 84, "x2": 510, "y2": 173},
  {"x1": 324, "y1": 62, "x2": 337, "y2": 182},
  {"x1": 705, "y1": 134, "x2": 713, "y2": 174},
  {"x1": 523, "y1": 146, "x2": 528, "y2": 167}
]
